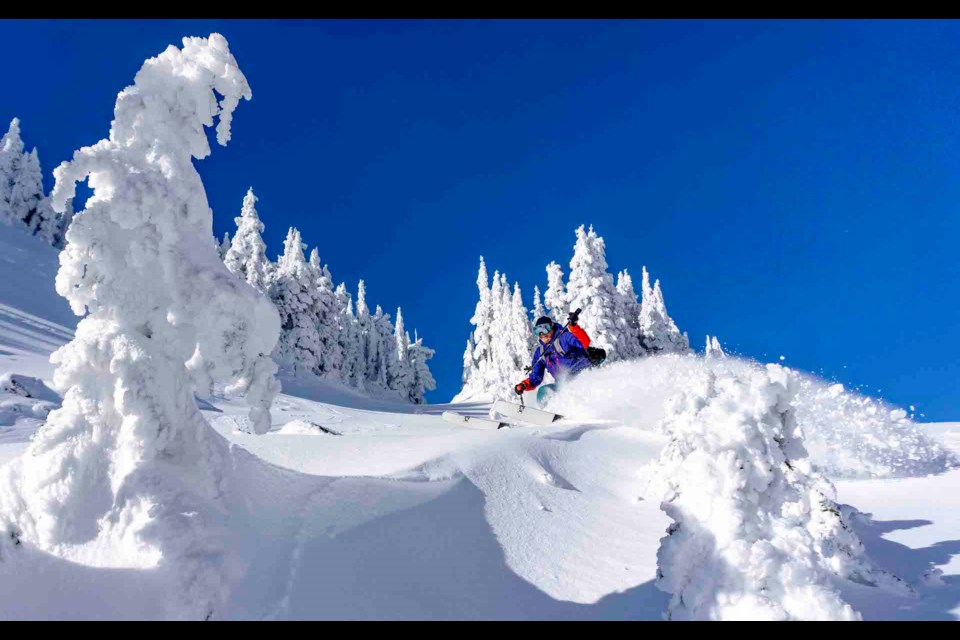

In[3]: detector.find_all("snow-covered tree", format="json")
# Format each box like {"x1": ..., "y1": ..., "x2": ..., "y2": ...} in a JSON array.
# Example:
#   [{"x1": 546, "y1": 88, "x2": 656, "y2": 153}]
[
  {"x1": 531, "y1": 285, "x2": 546, "y2": 321},
  {"x1": 704, "y1": 335, "x2": 725, "y2": 358},
  {"x1": 408, "y1": 330, "x2": 437, "y2": 404},
  {"x1": 224, "y1": 187, "x2": 272, "y2": 293},
  {"x1": 0, "y1": 119, "x2": 57, "y2": 241},
  {"x1": 218, "y1": 230, "x2": 231, "y2": 259},
  {"x1": 0, "y1": 118, "x2": 24, "y2": 227},
  {"x1": 508, "y1": 282, "x2": 534, "y2": 372},
  {"x1": 565, "y1": 225, "x2": 623, "y2": 357},
  {"x1": 391, "y1": 307, "x2": 414, "y2": 393},
  {"x1": 0, "y1": 34, "x2": 279, "y2": 619},
  {"x1": 639, "y1": 266, "x2": 690, "y2": 355},
  {"x1": 372, "y1": 304, "x2": 393, "y2": 389},
  {"x1": 309, "y1": 247, "x2": 341, "y2": 377},
  {"x1": 271, "y1": 227, "x2": 322, "y2": 376},
  {"x1": 10, "y1": 148, "x2": 51, "y2": 236},
  {"x1": 615, "y1": 269, "x2": 643, "y2": 359},
  {"x1": 335, "y1": 283, "x2": 364, "y2": 389},
  {"x1": 543, "y1": 261, "x2": 567, "y2": 322}
]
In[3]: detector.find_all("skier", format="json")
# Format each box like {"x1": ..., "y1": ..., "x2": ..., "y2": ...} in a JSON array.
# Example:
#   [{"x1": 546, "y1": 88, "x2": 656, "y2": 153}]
[{"x1": 514, "y1": 309, "x2": 601, "y2": 406}]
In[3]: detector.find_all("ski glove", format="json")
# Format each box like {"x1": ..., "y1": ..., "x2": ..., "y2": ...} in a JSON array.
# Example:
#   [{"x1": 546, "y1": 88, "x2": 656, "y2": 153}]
[
  {"x1": 514, "y1": 383, "x2": 526, "y2": 395},
  {"x1": 568, "y1": 309, "x2": 581, "y2": 326}
]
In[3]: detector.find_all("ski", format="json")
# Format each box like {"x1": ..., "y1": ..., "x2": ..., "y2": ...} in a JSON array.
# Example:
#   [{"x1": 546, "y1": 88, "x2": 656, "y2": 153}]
[
  {"x1": 441, "y1": 411, "x2": 508, "y2": 430},
  {"x1": 491, "y1": 400, "x2": 563, "y2": 427}
]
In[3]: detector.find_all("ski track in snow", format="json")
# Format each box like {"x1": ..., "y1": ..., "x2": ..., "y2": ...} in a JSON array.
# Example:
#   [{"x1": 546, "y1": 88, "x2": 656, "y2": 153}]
[{"x1": 0, "y1": 225, "x2": 958, "y2": 619}]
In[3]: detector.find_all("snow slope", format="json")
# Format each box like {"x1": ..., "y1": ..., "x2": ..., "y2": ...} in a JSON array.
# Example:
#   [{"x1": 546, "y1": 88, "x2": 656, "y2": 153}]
[{"x1": 0, "y1": 226, "x2": 957, "y2": 620}]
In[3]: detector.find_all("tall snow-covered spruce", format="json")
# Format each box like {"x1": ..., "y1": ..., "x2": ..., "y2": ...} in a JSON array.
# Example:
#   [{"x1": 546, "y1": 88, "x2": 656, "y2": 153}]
[
  {"x1": 224, "y1": 187, "x2": 272, "y2": 293},
  {"x1": 0, "y1": 34, "x2": 280, "y2": 619}
]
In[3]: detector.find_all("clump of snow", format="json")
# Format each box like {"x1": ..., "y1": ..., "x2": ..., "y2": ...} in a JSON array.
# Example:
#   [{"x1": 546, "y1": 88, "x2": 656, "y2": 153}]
[
  {"x1": 547, "y1": 354, "x2": 953, "y2": 479},
  {"x1": 0, "y1": 33, "x2": 280, "y2": 620}
]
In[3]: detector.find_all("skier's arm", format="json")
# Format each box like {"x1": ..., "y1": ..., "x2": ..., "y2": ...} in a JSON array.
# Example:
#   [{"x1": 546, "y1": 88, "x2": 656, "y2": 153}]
[{"x1": 524, "y1": 350, "x2": 547, "y2": 389}]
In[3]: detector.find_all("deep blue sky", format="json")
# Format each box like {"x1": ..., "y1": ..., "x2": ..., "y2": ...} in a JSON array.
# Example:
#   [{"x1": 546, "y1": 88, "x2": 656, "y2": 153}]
[{"x1": 2, "y1": 20, "x2": 958, "y2": 418}]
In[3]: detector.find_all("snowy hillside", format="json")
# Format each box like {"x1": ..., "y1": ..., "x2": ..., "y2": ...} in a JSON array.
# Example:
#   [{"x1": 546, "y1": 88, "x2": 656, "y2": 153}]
[
  {"x1": 0, "y1": 33, "x2": 957, "y2": 621},
  {"x1": 0, "y1": 222, "x2": 957, "y2": 619}
]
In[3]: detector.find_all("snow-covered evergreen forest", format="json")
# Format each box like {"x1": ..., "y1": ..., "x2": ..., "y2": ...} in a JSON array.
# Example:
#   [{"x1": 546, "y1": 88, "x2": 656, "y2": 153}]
[
  {"x1": 0, "y1": 129, "x2": 435, "y2": 406},
  {"x1": 219, "y1": 187, "x2": 435, "y2": 404}
]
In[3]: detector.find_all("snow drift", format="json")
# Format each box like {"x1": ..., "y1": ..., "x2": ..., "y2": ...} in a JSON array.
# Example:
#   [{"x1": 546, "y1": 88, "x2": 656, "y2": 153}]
[{"x1": 547, "y1": 354, "x2": 953, "y2": 479}]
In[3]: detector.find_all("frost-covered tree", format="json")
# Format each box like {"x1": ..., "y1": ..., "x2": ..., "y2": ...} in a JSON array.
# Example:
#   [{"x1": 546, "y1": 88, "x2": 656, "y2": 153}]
[
  {"x1": 508, "y1": 282, "x2": 534, "y2": 372},
  {"x1": 0, "y1": 118, "x2": 24, "y2": 227},
  {"x1": 565, "y1": 225, "x2": 623, "y2": 357},
  {"x1": 639, "y1": 266, "x2": 690, "y2": 355},
  {"x1": 391, "y1": 307, "x2": 414, "y2": 394},
  {"x1": 704, "y1": 335, "x2": 725, "y2": 358},
  {"x1": 531, "y1": 285, "x2": 546, "y2": 321},
  {"x1": 408, "y1": 330, "x2": 436, "y2": 404},
  {"x1": 335, "y1": 283, "x2": 364, "y2": 389},
  {"x1": 461, "y1": 336, "x2": 475, "y2": 388},
  {"x1": 309, "y1": 248, "x2": 341, "y2": 377},
  {"x1": 10, "y1": 148, "x2": 51, "y2": 236},
  {"x1": 218, "y1": 230, "x2": 231, "y2": 259},
  {"x1": 372, "y1": 305, "x2": 393, "y2": 389},
  {"x1": 615, "y1": 269, "x2": 643, "y2": 359},
  {"x1": 543, "y1": 261, "x2": 567, "y2": 322},
  {"x1": 0, "y1": 120, "x2": 57, "y2": 241},
  {"x1": 271, "y1": 228, "x2": 322, "y2": 376},
  {"x1": 224, "y1": 187, "x2": 272, "y2": 293},
  {"x1": 0, "y1": 34, "x2": 279, "y2": 619}
]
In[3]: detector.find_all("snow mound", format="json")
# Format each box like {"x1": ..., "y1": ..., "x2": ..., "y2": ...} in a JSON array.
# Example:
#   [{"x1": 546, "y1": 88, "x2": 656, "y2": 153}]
[
  {"x1": 649, "y1": 362, "x2": 858, "y2": 620},
  {"x1": 546, "y1": 354, "x2": 953, "y2": 479}
]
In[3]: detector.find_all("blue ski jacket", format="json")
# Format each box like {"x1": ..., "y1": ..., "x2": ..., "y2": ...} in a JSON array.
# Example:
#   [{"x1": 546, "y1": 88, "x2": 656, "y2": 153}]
[{"x1": 524, "y1": 322, "x2": 593, "y2": 389}]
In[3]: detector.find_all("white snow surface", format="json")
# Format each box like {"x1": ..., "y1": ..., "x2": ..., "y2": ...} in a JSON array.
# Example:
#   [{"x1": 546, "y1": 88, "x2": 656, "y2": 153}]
[{"x1": 0, "y1": 221, "x2": 958, "y2": 619}]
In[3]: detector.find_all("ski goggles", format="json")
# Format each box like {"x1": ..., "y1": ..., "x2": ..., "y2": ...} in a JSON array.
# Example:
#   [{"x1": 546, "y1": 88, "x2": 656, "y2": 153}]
[{"x1": 534, "y1": 323, "x2": 553, "y2": 336}]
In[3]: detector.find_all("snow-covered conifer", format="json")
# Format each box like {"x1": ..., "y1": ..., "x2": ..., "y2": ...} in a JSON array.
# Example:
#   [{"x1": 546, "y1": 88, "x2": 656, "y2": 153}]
[
  {"x1": 309, "y1": 247, "x2": 341, "y2": 377},
  {"x1": 0, "y1": 118, "x2": 24, "y2": 227},
  {"x1": 531, "y1": 285, "x2": 546, "y2": 321},
  {"x1": 408, "y1": 330, "x2": 437, "y2": 404},
  {"x1": 544, "y1": 261, "x2": 567, "y2": 322},
  {"x1": 335, "y1": 283, "x2": 364, "y2": 389},
  {"x1": 565, "y1": 225, "x2": 623, "y2": 357},
  {"x1": 218, "y1": 231, "x2": 232, "y2": 259},
  {"x1": 271, "y1": 228, "x2": 322, "y2": 376},
  {"x1": 639, "y1": 266, "x2": 690, "y2": 355},
  {"x1": 704, "y1": 335, "x2": 725, "y2": 358},
  {"x1": 391, "y1": 307, "x2": 414, "y2": 394},
  {"x1": 0, "y1": 34, "x2": 279, "y2": 619},
  {"x1": 10, "y1": 148, "x2": 49, "y2": 236},
  {"x1": 224, "y1": 187, "x2": 272, "y2": 293},
  {"x1": 615, "y1": 269, "x2": 643, "y2": 359}
]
